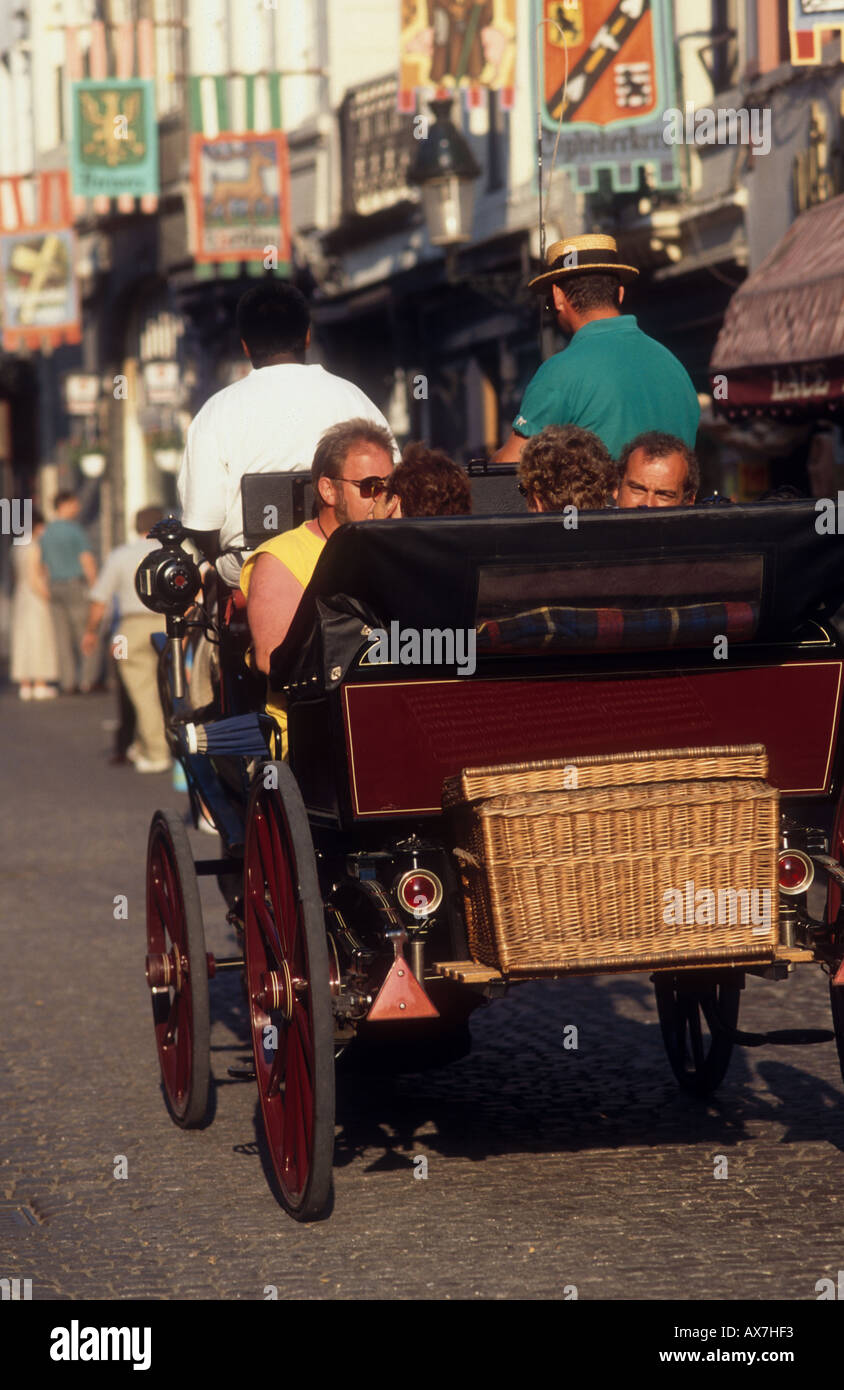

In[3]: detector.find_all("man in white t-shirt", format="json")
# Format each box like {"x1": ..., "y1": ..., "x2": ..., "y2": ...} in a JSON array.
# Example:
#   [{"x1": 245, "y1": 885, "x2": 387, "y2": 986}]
[
  {"x1": 81, "y1": 506, "x2": 169, "y2": 772},
  {"x1": 177, "y1": 281, "x2": 398, "y2": 587}
]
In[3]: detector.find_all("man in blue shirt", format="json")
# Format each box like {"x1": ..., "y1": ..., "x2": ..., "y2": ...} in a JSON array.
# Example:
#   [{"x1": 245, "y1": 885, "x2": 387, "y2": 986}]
[
  {"x1": 40, "y1": 491, "x2": 98, "y2": 693},
  {"x1": 494, "y1": 235, "x2": 699, "y2": 464}
]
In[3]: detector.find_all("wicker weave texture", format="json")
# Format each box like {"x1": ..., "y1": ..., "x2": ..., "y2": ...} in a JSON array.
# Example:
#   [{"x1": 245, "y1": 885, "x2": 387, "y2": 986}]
[
  {"x1": 443, "y1": 744, "x2": 768, "y2": 807},
  {"x1": 450, "y1": 768, "x2": 779, "y2": 975}
]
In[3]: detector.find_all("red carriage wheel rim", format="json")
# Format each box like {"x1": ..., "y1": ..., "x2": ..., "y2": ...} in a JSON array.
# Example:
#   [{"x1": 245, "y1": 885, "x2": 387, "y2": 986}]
[
  {"x1": 243, "y1": 774, "x2": 334, "y2": 1220},
  {"x1": 145, "y1": 812, "x2": 210, "y2": 1127}
]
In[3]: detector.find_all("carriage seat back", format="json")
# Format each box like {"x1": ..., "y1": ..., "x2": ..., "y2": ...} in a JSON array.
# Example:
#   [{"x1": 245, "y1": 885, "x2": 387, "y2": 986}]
[
  {"x1": 241, "y1": 471, "x2": 314, "y2": 547},
  {"x1": 240, "y1": 464, "x2": 521, "y2": 552}
]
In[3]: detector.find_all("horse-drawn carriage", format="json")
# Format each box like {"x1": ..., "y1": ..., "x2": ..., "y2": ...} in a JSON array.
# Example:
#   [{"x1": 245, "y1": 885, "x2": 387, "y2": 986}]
[{"x1": 138, "y1": 495, "x2": 844, "y2": 1221}]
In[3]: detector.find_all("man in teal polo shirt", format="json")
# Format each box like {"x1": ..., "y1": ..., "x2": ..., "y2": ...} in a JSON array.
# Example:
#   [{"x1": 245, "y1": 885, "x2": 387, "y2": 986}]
[
  {"x1": 40, "y1": 490, "x2": 98, "y2": 693},
  {"x1": 494, "y1": 234, "x2": 699, "y2": 464}
]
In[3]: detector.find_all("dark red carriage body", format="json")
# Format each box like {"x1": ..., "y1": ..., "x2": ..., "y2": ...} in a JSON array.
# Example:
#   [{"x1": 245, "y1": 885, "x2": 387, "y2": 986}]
[{"x1": 274, "y1": 503, "x2": 844, "y2": 832}]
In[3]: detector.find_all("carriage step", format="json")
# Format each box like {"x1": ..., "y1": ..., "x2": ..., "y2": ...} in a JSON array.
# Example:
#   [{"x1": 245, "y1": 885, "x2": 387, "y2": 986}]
[
  {"x1": 226, "y1": 1062, "x2": 256, "y2": 1081},
  {"x1": 432, "y1": 960, "x2": 504, "y2": 985}
]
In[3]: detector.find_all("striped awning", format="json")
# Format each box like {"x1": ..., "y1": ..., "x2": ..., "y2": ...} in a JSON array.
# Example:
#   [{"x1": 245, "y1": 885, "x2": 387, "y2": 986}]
[{"x1": 710, "y1": 194, "x2": 844, "y2": 418}]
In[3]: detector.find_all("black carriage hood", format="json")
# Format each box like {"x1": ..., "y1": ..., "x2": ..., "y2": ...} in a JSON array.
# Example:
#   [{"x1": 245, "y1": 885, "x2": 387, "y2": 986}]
[{"x1": 268, "y1": 504, "x2": 844, "y2": 695}]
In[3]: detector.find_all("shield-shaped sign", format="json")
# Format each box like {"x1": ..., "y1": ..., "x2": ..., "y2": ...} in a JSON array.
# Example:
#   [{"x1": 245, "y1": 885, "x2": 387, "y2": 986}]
[
  {"x1": 539, "y1": 0, "x2": 678, "y2": 191},
  {"x1": 542, "y1": 0, "x2": 660, "y2": 127}
]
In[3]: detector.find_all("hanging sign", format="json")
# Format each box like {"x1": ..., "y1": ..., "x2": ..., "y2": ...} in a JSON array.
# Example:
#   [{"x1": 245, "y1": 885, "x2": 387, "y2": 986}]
[
  {"x1": 538, "y1": 0, "x2": 679, "y2": 192},
  {"x1": 71, "y1": 78, "x2": 159, "y2": 199},
  {"x1": 0, "y1": 228, "x2": 80, "y2": 352},
  {"x1": 399, "y1": 0, "x2": 517, "y2": 111},
  {"x1": 789, "y1": 1, "x2": 844, "y2": 64},
  {"x1": 65, "y1": 374, "x2": 101, "y2": 416},
  {"x1": 191, "y1": 132, "x2": 291, "y2": 266}
]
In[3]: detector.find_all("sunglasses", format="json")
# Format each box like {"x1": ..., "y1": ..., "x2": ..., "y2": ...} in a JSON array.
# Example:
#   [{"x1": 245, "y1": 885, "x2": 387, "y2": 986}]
[{"x1": 335, "y1": 475, "x2": 392, "y2": 500}]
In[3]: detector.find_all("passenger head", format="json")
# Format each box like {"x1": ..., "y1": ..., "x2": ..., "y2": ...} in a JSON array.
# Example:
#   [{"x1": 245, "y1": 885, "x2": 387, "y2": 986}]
[
  {"x1": 135, "y1": 505, "x2": 165, "y2": 537},
  {"x1": 311, "y1": 418, "x2": 395, "y2": 531},
  {"x1": 236, "y1": 282, "x2": 311, "y2": 367},
  {"x1": 517, "y1": 425, "x2": 614, "y2": 513},
  {"x1": 374, "y1": 442, "x2": 471, "y2": 518},
  {"x1": 615, "y1": 432, "x2": 698, "y2": 508},
  {"x1": 53, "y1": 490, "x2": 80, "y2": 519}
]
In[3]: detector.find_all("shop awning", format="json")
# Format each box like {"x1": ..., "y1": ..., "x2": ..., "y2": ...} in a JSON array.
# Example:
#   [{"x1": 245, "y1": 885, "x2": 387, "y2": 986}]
[{"x1": 710, "y1": 194, "x2": 844, "y2": 419}]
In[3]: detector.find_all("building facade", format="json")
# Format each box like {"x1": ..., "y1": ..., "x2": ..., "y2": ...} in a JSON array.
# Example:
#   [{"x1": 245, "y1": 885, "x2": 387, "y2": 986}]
[{"x1": 0, "y1": 0, "x2": 842, "y2": 587}]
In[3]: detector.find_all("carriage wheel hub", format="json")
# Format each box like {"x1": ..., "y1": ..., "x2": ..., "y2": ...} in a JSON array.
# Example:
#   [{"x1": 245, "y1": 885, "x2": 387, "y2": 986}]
[
  {"x1": 257, "y1": 963, "x2": 293, "y2": 1022},
  {"x1": 146, "y1": 951, "x2": 179, "y2": 991}
]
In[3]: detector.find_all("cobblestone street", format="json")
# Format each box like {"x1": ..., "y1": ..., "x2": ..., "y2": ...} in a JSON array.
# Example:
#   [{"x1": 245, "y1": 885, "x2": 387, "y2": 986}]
[{"x1": 2, "y1": 689, "x2": 843, "y2": 1302}]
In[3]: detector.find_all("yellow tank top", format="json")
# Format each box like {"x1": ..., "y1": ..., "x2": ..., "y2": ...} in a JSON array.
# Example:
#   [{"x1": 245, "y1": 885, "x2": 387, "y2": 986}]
[{"x1": 239, "y1": 522, "x2": 324, "y2": 756}]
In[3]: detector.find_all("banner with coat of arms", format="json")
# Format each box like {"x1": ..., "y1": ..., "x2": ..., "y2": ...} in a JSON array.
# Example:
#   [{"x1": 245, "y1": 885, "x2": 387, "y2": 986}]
[
  {"x1": 399, "y1": 0, "x2": 517, "y2": 111},
  {"x1": 789, "y1": 0, "x2": 844, "y2": 63},
  {"x1": 70, "y1": 78, "x2": 159, "y2": 199},
  {"x1": 538, "y1": 0, "x2": 679, "y2": 193}
]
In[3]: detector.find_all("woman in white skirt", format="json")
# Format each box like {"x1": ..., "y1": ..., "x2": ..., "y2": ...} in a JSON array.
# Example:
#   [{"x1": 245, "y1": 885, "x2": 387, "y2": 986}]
[{"x1": 11, "y1": 509, "x2": 59, "y2": 699}]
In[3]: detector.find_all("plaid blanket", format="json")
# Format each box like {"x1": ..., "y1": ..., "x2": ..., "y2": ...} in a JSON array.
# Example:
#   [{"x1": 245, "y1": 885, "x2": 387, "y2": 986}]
[{"x1": 477, "y1": 601, "x2": 758, "y2": 653}]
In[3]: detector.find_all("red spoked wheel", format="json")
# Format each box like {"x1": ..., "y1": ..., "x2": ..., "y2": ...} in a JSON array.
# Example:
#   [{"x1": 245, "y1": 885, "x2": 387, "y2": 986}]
[
  {"x1": 145, "y1": 810, "x2": 211, "y2": 1128},
  {"x1": 244, "y1": 764, "x2": 335, "y2": 1221}
]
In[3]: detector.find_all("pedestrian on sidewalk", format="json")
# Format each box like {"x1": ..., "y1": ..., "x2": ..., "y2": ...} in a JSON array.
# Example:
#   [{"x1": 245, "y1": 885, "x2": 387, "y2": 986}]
[
  {"x1": 81, "y1": 506, "x2": 170, "y2": 773},
  {"x1": 40, "y1": 490, "x2": 98, "y2": 694},
  {"x1": 10, "y1": 508, "x2": 59, "y2": 700}
]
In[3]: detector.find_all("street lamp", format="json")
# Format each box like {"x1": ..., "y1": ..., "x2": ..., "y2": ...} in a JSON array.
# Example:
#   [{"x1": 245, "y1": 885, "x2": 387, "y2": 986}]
[{"x1": 408, "y1": 97, "x2": 481, "y2": 248}]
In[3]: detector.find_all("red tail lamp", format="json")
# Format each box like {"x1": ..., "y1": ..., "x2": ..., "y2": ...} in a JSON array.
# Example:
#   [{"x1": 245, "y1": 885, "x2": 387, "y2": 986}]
[
  {"x1": 396, "y1": 869, "x2": 443, "y2": 917},
  {"x1": 777, "y1": 849, "x2": 814, "y2": 895}
]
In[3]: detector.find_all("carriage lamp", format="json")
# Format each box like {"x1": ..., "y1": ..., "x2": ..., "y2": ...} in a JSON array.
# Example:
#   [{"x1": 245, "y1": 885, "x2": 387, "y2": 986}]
[
  {"x1": 396, "y1": 869, "x2": 443, "y2": 919},
  {"x1": 135, "y1": 517, "x2": 202, "y2": 616},
  {"x1": 136, "y1": 545, "x2": 201, "y2": 615},
  {"x1": 777, "y1": 849, "x2": 814, "y2": 895},
  {"x1": 407, "y1": 98, "x2": 481, "y2": 248}
]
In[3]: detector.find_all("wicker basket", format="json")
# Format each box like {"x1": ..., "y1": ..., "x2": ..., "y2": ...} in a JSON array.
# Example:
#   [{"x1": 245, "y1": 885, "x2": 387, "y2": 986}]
[
  {"x1": 443, "y1": 744, "x2": 769, "y2": 805},
  {"x1": 444, "y1": 746, "x2": 779, "y2": 975}
]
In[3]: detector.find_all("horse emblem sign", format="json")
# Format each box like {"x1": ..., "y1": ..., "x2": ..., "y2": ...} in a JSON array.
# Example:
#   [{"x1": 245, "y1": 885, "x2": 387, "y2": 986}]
[
  {"x1": 71, "y1": 79, "x2": 159, "y2": 198},
  {"x1": 191, "y1": 133, "x2": 291, "y2": 266}
]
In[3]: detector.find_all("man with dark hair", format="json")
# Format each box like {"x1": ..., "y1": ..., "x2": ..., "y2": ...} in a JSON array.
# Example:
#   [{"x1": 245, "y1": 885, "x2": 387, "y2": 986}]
[
  {"x1": 517, "y1": 425, "x2": 614, "y2": 512},
  {"x1": 235, "y1": 281, "x2": 310, "y2": 362},
  {"x1": 178, "y1": 281, "x2": 397, "y2": 586},
  {"x1": 81, "y1": 506, "x2": 169, "y2": 770},
  {"x1": 241, "y1": 419, "x2": 394, "y2": 753},
  {"x1": 494, "y1": 235, "x2": 699, "y2": 464},
  {"x1": 614, "y1": 431, "x2": 699, "y2": 507},
  {"x1": 374, "y1": 442, "x2": 472, "y2": 517}
]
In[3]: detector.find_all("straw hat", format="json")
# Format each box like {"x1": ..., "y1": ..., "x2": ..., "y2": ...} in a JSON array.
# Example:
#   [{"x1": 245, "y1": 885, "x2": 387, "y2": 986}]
[{"x1": 528, "y1": 234, "x2": 639, "y2": 292}]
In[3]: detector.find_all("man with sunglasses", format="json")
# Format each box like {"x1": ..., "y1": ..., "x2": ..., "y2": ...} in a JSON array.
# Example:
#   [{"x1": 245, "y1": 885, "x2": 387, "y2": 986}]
[{"x1": 240, "y1": 419, "x2": 394, "y2": 753}]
